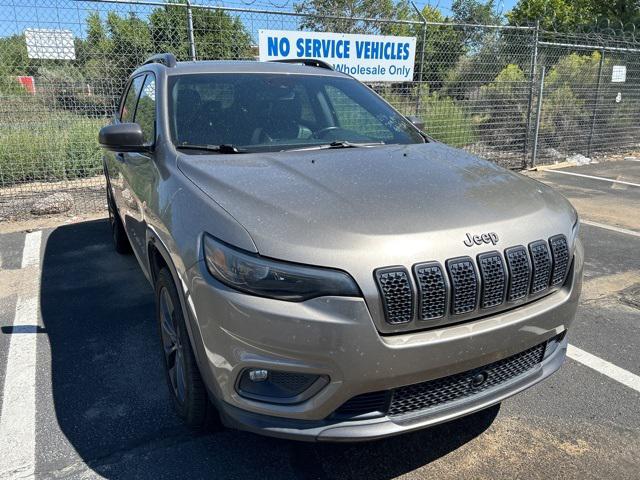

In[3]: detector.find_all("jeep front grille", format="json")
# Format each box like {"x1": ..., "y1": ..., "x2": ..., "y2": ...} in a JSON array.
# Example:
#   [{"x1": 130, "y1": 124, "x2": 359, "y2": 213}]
[{"x1": 374, "y1": 236, "x2": 570, "y2": 327}]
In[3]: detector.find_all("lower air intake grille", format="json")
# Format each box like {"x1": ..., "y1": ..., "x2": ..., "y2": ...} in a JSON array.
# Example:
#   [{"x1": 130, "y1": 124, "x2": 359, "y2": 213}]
[
  {"x1": 477, "y1": 252, "x2": 506, "y2": 309},
  {"x1": 529, "y1": 240, "x2": 552, "y2": 294},
  {"x1": 388, "y1": 342, "x2": 545, "y2": 417},
  {"x1": 549, "y1": 235, "x2": 569, "y2": 286},
  {"x1": 446, "y1": 257, "x2": 478, "y2": 315},
  {"x1": 505, "y1": 246, "x2": 531, "y2": 301},
  {"x1": 375, "y1": 268, "x2": 414, "y2": 324},
  {"x1": 334, "y1": 391, "x2": 389, "y2": 418},
  {"x1": 414, "y1": 262, "x2": 447, "y2": 320}
]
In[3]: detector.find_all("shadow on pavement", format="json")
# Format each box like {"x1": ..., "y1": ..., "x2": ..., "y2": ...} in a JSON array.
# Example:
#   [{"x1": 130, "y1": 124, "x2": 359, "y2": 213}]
[{"x1": 40, "y1": 219, "x2": 498, "y2": 479}]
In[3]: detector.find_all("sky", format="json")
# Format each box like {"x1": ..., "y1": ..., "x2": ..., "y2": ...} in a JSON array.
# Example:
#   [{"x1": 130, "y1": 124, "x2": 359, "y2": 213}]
[{"x1": 0, "y1": 0, "x2": 520, "y2": 40}]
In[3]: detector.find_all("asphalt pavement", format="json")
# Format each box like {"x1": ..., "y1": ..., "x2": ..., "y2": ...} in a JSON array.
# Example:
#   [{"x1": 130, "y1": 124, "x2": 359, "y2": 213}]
[{"x1": 0, "y1": 160, "x2": 638, "y2": 479}]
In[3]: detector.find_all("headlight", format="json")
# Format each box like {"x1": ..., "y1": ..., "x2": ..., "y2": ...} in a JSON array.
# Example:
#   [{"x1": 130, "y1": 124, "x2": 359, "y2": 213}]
[{"x1": 203, "y1": 234, "x2": 361, "y2": 301}]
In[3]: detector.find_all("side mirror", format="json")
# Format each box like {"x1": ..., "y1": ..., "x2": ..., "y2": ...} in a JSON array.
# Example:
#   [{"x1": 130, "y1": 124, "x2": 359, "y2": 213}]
[
  {"x1": 407, "y1": 115, "x2": 425, "y2": 132},
  {"x1": 99, "y1": 123, "x2": 146, "y2": 152}
]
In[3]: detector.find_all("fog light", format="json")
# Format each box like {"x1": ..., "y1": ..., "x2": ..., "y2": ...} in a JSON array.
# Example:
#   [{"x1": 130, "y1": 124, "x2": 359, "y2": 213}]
[
  {"x1": 237, "y1": 369, "x2": 329, "y2": 405},
  {"x1": 248, "y1": 369, "x2": 269, "y2": 382}
]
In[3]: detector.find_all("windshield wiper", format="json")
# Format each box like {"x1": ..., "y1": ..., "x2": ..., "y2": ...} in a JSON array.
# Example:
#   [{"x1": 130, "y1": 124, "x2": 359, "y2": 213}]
[
  {"x1": 176, "y1": 143, "x2": 245, "y2": 154},
  {"x1": 289, "y1": 141, "x2": 384, "y2": 152}
]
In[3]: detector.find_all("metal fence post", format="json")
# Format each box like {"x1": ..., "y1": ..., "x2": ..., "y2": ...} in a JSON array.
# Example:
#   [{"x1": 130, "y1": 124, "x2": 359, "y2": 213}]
[
  {"x1": 531, "y1": 65, "x2": 545, "y2": 168},
  {"x1": 587, "y1": 48, "x2": 605, "y2": 157},
  {"x1": 523, "y1": 20, "x2": 540, "y2": 166},
  {"x1": 186, "y1": 0, "x2": 197, "y2": 61},
  {"x1": 411, "y1": 1, "x2": 427, "y2": 117}
]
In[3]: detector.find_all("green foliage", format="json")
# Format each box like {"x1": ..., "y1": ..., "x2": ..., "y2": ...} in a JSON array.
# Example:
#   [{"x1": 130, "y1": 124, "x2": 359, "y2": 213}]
[
  {"x1": 538, "y1": 84, "x2": 585, "y2": 149},
  {"x1": 0, "y1": 35, "x2": 31, "y2": 76},
  {"x1": 0, "y1": 117, "x2": 104, "y2": 185},
  {"x1": 415, "y1": 7, "x2": 465, "y2": 90},
  {"x1": 506, "y1": 0, "x2": 640, "y2": 30},
  {"x1": 150, "y1": 5, "x2": 252, "y2": 60},
  {"x1": 381, "y1": 87, "x2": 476, "y2": 147},
  {"x1": 420, "y1": 92, "x2": 476, "y2": 146},
  {"x1": 294, "y1": 0, "x2": 398, "y2": 34},
  {"x1": 452, "y1": 0, "x2": 501, "y2": 49},
  {"x1": 75, "y1": 5, "x2": 253, "y2": 81},
  {"x1": 477, "y1": 64, "x2": 529, "y2": 146},
  {"x1": 545, "y1": 51, "x2": 602, "y2": 89},
  {"x1": 538, "y1": 52, "x2": 600, "y2": 150}
]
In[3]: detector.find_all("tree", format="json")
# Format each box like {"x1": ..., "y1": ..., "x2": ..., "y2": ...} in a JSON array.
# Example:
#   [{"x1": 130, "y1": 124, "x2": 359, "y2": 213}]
[
  {"x1": 452, "y1": 0, "x2": 502, "y2": 49},
  {"x1": 416, "y1": 6, "x2": 465, "y2": 90},
  {"x1": 294, "y1": 0, "x2": 399, "y2": 34},
  {"x1": 150, "y1": 5, "x2": 252, "y2": 60},
  {"x1": 507, "y1": 0, "x2": 605, "y2": 30}
]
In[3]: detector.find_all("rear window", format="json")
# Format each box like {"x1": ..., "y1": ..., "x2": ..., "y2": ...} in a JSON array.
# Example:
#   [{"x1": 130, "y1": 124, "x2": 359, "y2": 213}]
[{"x1": 168, "y1": 73, "x2": 424, "y2": 152}]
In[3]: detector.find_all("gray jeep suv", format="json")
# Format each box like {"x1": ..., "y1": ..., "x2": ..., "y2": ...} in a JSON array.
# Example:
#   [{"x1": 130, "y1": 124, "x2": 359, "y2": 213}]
[{"x1": 99, "y1": 53, "x2": 583, "y2": 441}]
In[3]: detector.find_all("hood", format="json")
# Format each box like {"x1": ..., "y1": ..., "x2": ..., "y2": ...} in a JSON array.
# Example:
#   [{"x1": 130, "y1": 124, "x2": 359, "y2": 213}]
[{"x1": 178, "y1": 142, "x2": 576, "y2": 270}]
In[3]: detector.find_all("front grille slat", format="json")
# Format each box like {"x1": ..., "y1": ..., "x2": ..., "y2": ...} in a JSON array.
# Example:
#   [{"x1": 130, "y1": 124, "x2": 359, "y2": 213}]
[
  {"x1": 375, "y1": 267, "x2": 414, "y2": 325},
  {"x1": 387, "y1": 342, "x2": 545, "y2": 417},
  {"x1": 446, "y1": 257, "x2": 478, "y2": 315},
  {"x1": 477, "y1": 251, "x2": 507, "y2": 309},
  {"x1": 413, "y1": 262, "x2": 447, "y2": 320},
  {"x1": 549, "y1": 235, "x2": 570, "y2": 286},
  {"x1": 529, "y1": 240, "x2": 552, "y2": 294},
  {"x1": 504, "y1": 246, "x2": 531, "y2": 301}
]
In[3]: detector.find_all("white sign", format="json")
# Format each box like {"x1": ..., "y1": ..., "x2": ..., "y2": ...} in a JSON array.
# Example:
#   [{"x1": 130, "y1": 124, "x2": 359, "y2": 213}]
[
  {"x1": 611, "y1": 65, "x2": 626, "y2": 83},
  {"x1": 25, "y1": 28, "x2": 75, "y2": 60},
  {"x1": 258, "y1": 30, "x2": 416, "y2": 82}
]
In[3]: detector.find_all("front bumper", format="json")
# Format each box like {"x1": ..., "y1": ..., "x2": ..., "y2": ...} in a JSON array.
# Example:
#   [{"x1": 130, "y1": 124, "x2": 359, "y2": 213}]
[
  {"x1": 218, "y1": 334, "x2": 567, "y2": 441},
  {"x1": 182, "y1": 239, "x2": 583, "y2": 441}
]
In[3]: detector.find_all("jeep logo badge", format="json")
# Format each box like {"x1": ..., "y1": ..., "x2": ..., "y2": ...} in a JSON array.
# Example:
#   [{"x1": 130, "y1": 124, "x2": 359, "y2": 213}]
[{"x1": 464, "y1": 232, "x2": 499, "y2": 247}]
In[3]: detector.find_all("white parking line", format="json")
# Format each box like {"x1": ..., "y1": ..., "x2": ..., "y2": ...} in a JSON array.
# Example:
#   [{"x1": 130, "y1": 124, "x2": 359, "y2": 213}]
[
  {"x1": 545, "y1": 169, "x2": 640, "y2": 187},
  {"x1": 21, "y1": 231, "x2": 42, "y2": 269},
  {"x1": 580, "y1": 219, "x2": 640, "y2": 238},
  {"x1": 0, "y1": 230, "x2": 42, "y2": 479},
  {"x1": 567, "y1": 344, "x2": 640, "y2": 393}
]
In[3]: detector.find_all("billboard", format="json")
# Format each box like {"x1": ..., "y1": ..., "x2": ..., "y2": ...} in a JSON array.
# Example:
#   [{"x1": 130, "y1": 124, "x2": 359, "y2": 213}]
[
  {"x1": 25, "y1": 28, "x2": 76, "y2": 60},
  {"x1": 258, "y1": 30, "x2": 416, "y2": 82}
]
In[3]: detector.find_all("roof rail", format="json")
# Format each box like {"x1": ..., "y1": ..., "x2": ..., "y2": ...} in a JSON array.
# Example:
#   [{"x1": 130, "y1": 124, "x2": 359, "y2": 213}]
[
  {"x1": 143, "y1": 53, "x2": 177, "y2": 68},
  {"x1": 270, "y1": 58, "x2": 334, "y2": 70}
]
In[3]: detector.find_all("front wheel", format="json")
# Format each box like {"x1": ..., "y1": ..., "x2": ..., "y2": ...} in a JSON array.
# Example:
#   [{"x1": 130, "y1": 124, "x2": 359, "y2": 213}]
[{"x1": 155, "y1": 268, "x2": 217, "y2": 429}]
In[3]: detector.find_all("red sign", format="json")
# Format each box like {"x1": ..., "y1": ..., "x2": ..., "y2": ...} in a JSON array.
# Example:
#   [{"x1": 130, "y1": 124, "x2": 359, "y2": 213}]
[{"x1": 16, "y1": 76, "x2": 36, "y2": 94}]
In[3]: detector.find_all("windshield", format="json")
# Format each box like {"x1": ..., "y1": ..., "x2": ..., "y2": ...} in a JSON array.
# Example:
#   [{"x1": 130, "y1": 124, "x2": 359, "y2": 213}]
[{"x1": 168, "y1": 73, "x2": 425, "y2": 152}]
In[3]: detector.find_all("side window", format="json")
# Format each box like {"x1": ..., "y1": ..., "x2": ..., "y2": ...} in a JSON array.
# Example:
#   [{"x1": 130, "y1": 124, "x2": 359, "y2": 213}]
[
  {"x1": 120, "y1": 76, "x2": 145, "y2": 123},
  {"x1": 134, "y1": 75, "x2": 156, "y2": 144},
  {"x1": 323, "y1": 85, "x2": 393, "y2": 141}
]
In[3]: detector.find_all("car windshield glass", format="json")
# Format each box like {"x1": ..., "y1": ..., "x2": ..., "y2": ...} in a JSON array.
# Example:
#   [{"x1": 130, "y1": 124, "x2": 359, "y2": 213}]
[{"x1": 168, "y1": 73, "x2": 425, "y2": 153}]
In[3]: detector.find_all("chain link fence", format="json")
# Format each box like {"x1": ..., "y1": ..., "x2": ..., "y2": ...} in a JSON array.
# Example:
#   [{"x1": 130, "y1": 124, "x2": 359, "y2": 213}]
[{"x1": 1, "y1": 0, "x2": 640, "y2": 220}]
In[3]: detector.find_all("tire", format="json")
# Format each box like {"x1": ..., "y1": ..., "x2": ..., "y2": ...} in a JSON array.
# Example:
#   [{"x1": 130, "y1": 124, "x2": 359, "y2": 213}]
[
  {"x1": 106, "y1": 186, "x2": 132, "y2": 254},
  {"x1": 155, "y1": 267, "x2": 217, "y2": 429}
]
